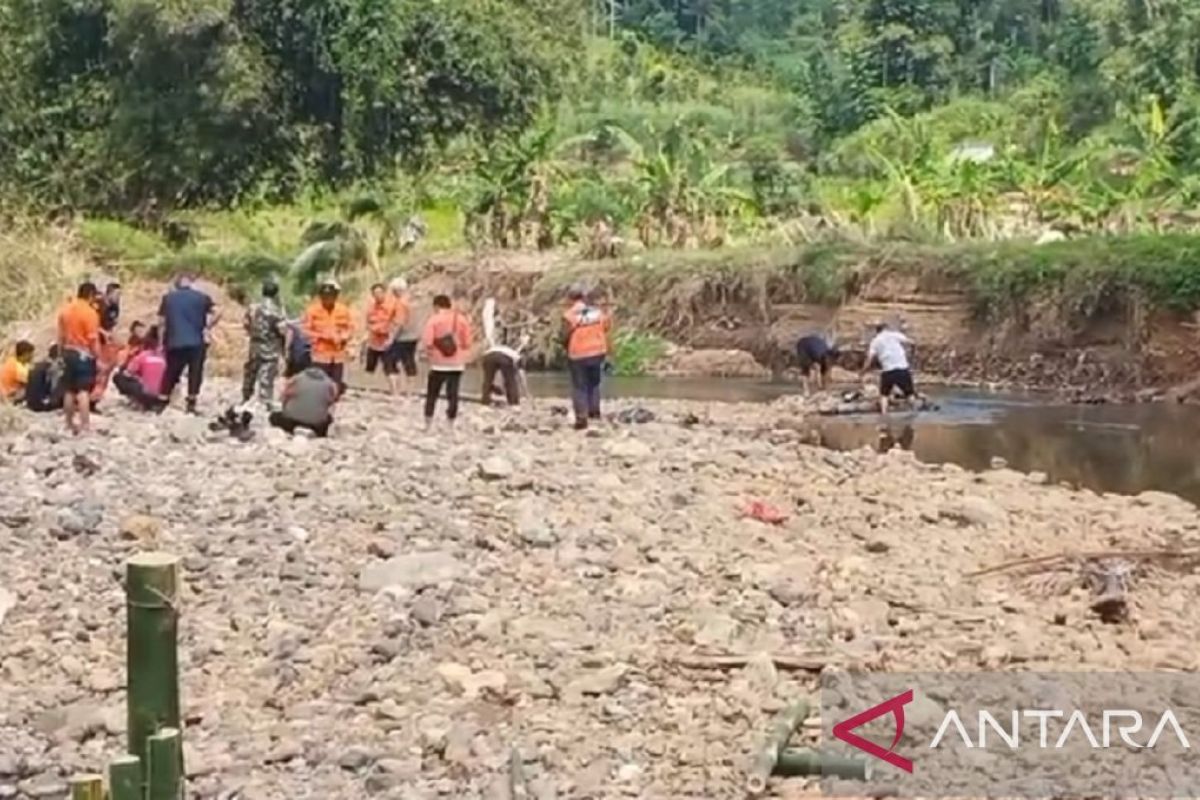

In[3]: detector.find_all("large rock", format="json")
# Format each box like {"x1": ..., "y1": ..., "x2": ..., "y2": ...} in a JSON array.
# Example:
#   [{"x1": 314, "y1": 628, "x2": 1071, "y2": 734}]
[
  {"x1": 939, "y1": 496, "x2": 1006, "y2": 527},
  {"x1": 358, "y1": 551, "x2": 466, "y2": 593}
]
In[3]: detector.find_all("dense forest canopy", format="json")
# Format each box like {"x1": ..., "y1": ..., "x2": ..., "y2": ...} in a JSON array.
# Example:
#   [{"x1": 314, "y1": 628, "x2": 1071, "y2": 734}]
[{"x1": 3, "y1": 0, "x2": 1200, "y2": 249}]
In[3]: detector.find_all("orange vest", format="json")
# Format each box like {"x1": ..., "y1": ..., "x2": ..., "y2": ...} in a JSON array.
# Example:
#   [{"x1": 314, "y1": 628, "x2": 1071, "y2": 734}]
[
  {"x1": 303, "y1": 300, "x2": 354, "y2": 363},
  {"x1": 564, "y1": 301, "x2": 610, "y2": 359},
  {"x1": 365, "y1": 297, "x2": 397, "y2": 350}
]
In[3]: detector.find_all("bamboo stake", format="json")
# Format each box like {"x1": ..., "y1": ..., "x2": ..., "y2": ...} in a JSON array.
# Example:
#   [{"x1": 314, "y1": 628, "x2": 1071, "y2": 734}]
[
  {"x1": 773, "y1": 748, "x2": 872, "y2": 780},
  {"x1": 126, "y1": 552, "x2": 182, "y2": 773},
  {"x1": 69, "y1": 774, "x2": 104, "y2": 800},
  {"x1": 147, "y1": 727, "x2": 182, "y2": 800},
  {"x1": 748, "y1": 699, "x2": 810, "y2": 795},
  {"x1": 509, "y1": 747, "x2": 529, "y2": 800},
  {"x1": 108, "y1": 755, "x2": 143, "y2": 800}
]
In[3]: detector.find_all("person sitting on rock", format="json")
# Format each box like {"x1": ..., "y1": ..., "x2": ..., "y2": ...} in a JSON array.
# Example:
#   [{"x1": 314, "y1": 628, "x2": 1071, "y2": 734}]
[
  {"x1": 269, "y1": 365, "x2": 338, "y2": 438},
  {"x1": 121, "y1": 321, "x2": 148, "y2": 368},
  {"x1": 796, "y1": 333, "x2": 838, "y2": 395},
  {"x1": 114, "y1": 326, "x2": 167, "y2": 411},
  {"x1": 24, "y1": 345, "x2": 65, "y2": 413},
  {"x1": 0, "y1": 340, "x2": 35, "y2": 403}
]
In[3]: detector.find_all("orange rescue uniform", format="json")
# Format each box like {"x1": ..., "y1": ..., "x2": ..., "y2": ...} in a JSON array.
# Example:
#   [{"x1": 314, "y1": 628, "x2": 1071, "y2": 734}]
[
  {"x1": 563, "y1": 300, "x2": 611, "y2": 360},
  {"x1": 365, "y1": 296, "x2": 398, "y2": 351},
  {"x1": 303, "y1": 300, "x2": 354, "y2": 364},
  {"x1": 0, "y1": 357, "x2": 29, "y2": 399}
]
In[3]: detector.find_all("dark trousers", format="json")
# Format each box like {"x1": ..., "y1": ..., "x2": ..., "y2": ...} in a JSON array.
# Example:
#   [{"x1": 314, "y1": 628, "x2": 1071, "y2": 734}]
[
  {"x1": 269, "y1": 410, "x2": 331, "y2": 438},
  {"x1": 425, "y1": 370, "x2": 462, "y2": 420},
  {"x1": 113, "y1": 372, "x2": 161, "y2": 410},
  {"x1": 568, "y1": 356, "x2": 604, "y2": 422},
  {"x1": 162, "y1": 345, "x2": 206, "y2": 402},
  {"x1": 315, "y1": 362, "x2": 346, "y2": 398},
  {"x1": 481, "y1": 352, "x2": 520, "y2": 406}
]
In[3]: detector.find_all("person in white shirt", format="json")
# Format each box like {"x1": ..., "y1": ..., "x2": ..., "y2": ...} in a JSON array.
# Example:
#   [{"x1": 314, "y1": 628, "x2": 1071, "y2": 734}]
[
  {"x1": 480, "y1": 297, "x2": 529, "y2": 407},
  {"x1": 862, "y1": 322, "x2": 915, "y2": 414}
]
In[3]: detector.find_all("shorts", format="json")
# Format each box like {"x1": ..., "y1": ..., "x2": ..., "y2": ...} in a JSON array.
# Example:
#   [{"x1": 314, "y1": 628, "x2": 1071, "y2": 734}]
[
  {"x1": 365, "y1": 347, "x2": 398, "y2": 376},
  {"x1": 880, "y1": 368, "x2": 915, "y2": 398},
  {"x1": 62, "y1": 350, "x2": 97, "y2": 394},
  {"x1": 797, "y1": 352, "x2": 831, "y2": 377},
  {"x1": 389, "y1": 340, "x2": 418, "y2": 377}
]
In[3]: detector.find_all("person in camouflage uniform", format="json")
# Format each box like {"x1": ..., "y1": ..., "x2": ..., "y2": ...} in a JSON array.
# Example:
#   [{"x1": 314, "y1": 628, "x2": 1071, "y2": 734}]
[{"x1": 242, "y1": 277, "x2": 287, "y2": 409}]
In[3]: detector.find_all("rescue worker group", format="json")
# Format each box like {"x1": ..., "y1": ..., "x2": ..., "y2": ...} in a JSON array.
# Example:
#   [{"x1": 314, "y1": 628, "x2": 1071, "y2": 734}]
[{"x1": 0, "y1": 274, "x2": 614, "y2": 437}]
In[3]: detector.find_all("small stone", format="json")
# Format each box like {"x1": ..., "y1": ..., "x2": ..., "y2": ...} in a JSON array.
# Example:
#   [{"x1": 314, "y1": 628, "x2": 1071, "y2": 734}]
[
  {"x1": 767, "y1": 578, "x2": 809, "y2": 607},
  {"x1": 119, "y1": 514, "x2": 162, "y2": 543},
  {"x1": 338, "y1": 746, "x2": 375, "y2": 771},
  {"x1": 989, "y1": 456, "x2": 1008, "y2": 470},
  {"x1": 411, "y1": 596, "x2": 443, "y2": 627},
  {"x1": 56, "y1": 500, "x2": 103, "y2": 537},
  {"x1": 564, "y1": 664, "x2": 626, "y2": 700},
  {"x1": 478, "y1": 457, "x2": 514, "y2": 481},
  {"x1": 19, "y1": 780, "x2": 68, "y2": 799},
  {"x1": 603, "y1": 439, "x2": 652, "y2": 460},
  {"x1": 939, "y1": 496, "x2": 1005, "y2": 528}
]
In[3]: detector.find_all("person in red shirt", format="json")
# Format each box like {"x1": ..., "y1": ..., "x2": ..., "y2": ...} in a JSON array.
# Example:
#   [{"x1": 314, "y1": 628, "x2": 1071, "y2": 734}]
[
  {"x1": 420, "y1": 294, "x2": 473, "y2": 430},
  {"x1": 57, "y1": 282, "x2": 102, "y2": 434},
  {"x1": 114, "y1": 326, "x2": 167, "y2": 410}
]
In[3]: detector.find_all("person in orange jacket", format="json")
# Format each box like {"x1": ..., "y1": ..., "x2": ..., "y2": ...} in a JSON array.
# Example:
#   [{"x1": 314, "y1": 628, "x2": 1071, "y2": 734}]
[
  {"x1": 561, "y1": 283, "x2": 612, "y2": 430},
  {"x1": 363, "y1": 282, "x2": 401, "y2": 395},
  {"x1": 302, "y1": 278, "x2": 354, "y2": 397},
  {"x1": 420, "y1": 293, "x2": 472, "y2": 430}
]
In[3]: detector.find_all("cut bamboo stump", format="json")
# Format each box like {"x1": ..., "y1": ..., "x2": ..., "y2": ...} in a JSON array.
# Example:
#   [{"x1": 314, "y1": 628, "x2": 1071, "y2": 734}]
[
  {"x1": 126, "y1": 552, "x2": 182, "y2": 773},
  {"x1": 509, "y1": 747, "x2": 530, "y2": 800},
  {"x1": 748, "y1": 699, "x2": 811, "y2": 795},
  {"x1": 69, "y1": 774, "x2": 103, "y2": 800},
  {"x1": 774, "y1": 747, "x2": 872, "y2": 780},
  {"x1": 147, "y1": 728, "x2": 183, "y2": 800},
  {"x1": 108, "y1": 755, "x2": 143, "y2": 800}
]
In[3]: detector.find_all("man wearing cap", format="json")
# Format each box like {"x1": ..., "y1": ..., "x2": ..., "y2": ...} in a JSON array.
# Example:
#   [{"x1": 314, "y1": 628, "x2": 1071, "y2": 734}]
[
  {"x1": 561, "y1": 284, "x2": 612, "y2": 430},
  {"x1": 242, "y1": 277, "x2": 287, "y2": 410},
  {"x1": 158, "y1": 272, "x2": 220, "y2": 414},
  {"x1": 302, "y1": 278, "x2": 353, "y2": 397}
]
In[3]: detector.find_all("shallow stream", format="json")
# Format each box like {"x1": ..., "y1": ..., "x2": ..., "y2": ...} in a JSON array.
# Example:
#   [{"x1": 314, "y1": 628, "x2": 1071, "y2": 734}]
[{"x1": 518, "y1": 375, "x2": 1200, "y2": 505}]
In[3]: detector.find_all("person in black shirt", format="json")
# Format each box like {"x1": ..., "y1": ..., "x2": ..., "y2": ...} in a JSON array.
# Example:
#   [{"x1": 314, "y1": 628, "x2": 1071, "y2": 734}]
[
  {"x1": 100, "y1": 282, "x2": 121, "y2": 333},
  {"x1": 796, "y1": 333, "x2": 838, "y2": 394},
  {"x1": 25, "y1": 345, "x2": 65, "y2": 413}
]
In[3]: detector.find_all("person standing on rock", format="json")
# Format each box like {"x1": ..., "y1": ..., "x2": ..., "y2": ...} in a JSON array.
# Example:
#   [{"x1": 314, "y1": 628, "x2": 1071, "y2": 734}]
[
  {"x1": 57, "y1": 281, "x2": 102, "y2": 434},
  {"x1": 862, "y1": 322, "x2": 916, "y2": 415},
  {"x1": 561, "y1": 284, "x2": 612, "y2": 430},
  {"x1": 420, "y1": 294, "x2": 472, "y2": 430},
  {"x1": 242, "y1": 277, "x2": 287, "y2": 410},
  {"x1": 269, "y1": 365, "x2": 339, "y2": 438},
  {"x1": 158, "y1": 272, "x2": 220, "y2": 414},
  {"x1": 363, "y1": 282, "x2": 401, "y2": 396},
  {"x1": 302, "y1": 279, "x2": 353, "y2": 398},
  {"x1": 388, "y1": 277, "x2": 420, "y2": 392}
]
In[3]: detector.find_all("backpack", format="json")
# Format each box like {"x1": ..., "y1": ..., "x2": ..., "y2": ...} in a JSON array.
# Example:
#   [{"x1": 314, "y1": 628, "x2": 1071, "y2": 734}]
[{"x1": 433, "y1": 314, "x2": 459, "y2": 357}]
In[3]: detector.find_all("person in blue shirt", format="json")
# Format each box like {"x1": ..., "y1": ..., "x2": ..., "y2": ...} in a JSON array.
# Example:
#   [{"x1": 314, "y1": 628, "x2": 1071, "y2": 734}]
[{"x1": 157, "y1": 272, "x2": 220, "y2": 413}]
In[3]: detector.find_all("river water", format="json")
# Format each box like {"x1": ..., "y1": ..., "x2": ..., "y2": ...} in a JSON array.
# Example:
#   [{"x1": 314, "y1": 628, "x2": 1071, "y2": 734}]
[
  {"x1": 355, "y1": 370, "x2": 1200, "y2": 504},
  {"x1": 514, "y1": 375, "x2": 1200, "y2": 505}
]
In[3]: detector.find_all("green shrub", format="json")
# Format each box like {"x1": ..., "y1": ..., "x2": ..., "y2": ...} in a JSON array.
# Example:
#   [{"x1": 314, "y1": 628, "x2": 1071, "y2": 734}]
[
  {"x1": 78, "y1": 219, "x2": 170, "y2": 265},
  {"x1": 610, "y1": 329, "x2": 668, "y2": 376}
]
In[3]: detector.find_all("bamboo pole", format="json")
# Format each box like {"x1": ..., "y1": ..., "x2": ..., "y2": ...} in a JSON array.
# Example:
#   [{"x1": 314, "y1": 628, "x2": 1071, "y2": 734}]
[
  {"x1": 147, "y1": 727, "x2": 182, "y2": 800},
  {"x1": 126, "y1": 552, "x2": 182, "y2": 773},
  {"x1": 108, "y1": 755, "x2": 143, "y2": 800},
  {"x1": 509, "y1": 747, "x2": 529, "y2": 800},
  {"x1": 69, "y1": 774, "x2": 103, "y2": 800},
  {"x1": 773, "y1": 747, "x2": 872, "y2": 780},
  {"x1": 747, "y1": 699, "x2": 810, "y2": 795}
]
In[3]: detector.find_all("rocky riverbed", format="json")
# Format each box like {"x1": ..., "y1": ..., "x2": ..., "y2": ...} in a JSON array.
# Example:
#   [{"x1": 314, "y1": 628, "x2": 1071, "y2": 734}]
[{"x1": 1, "y1": 384, "x2": 1199, "y2": 800}]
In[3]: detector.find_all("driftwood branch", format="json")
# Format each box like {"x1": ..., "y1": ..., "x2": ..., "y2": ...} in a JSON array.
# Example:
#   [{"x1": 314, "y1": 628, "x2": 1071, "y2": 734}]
[{"x1": 966, "y1": 548, "x2": 1200, "y2": 579}]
